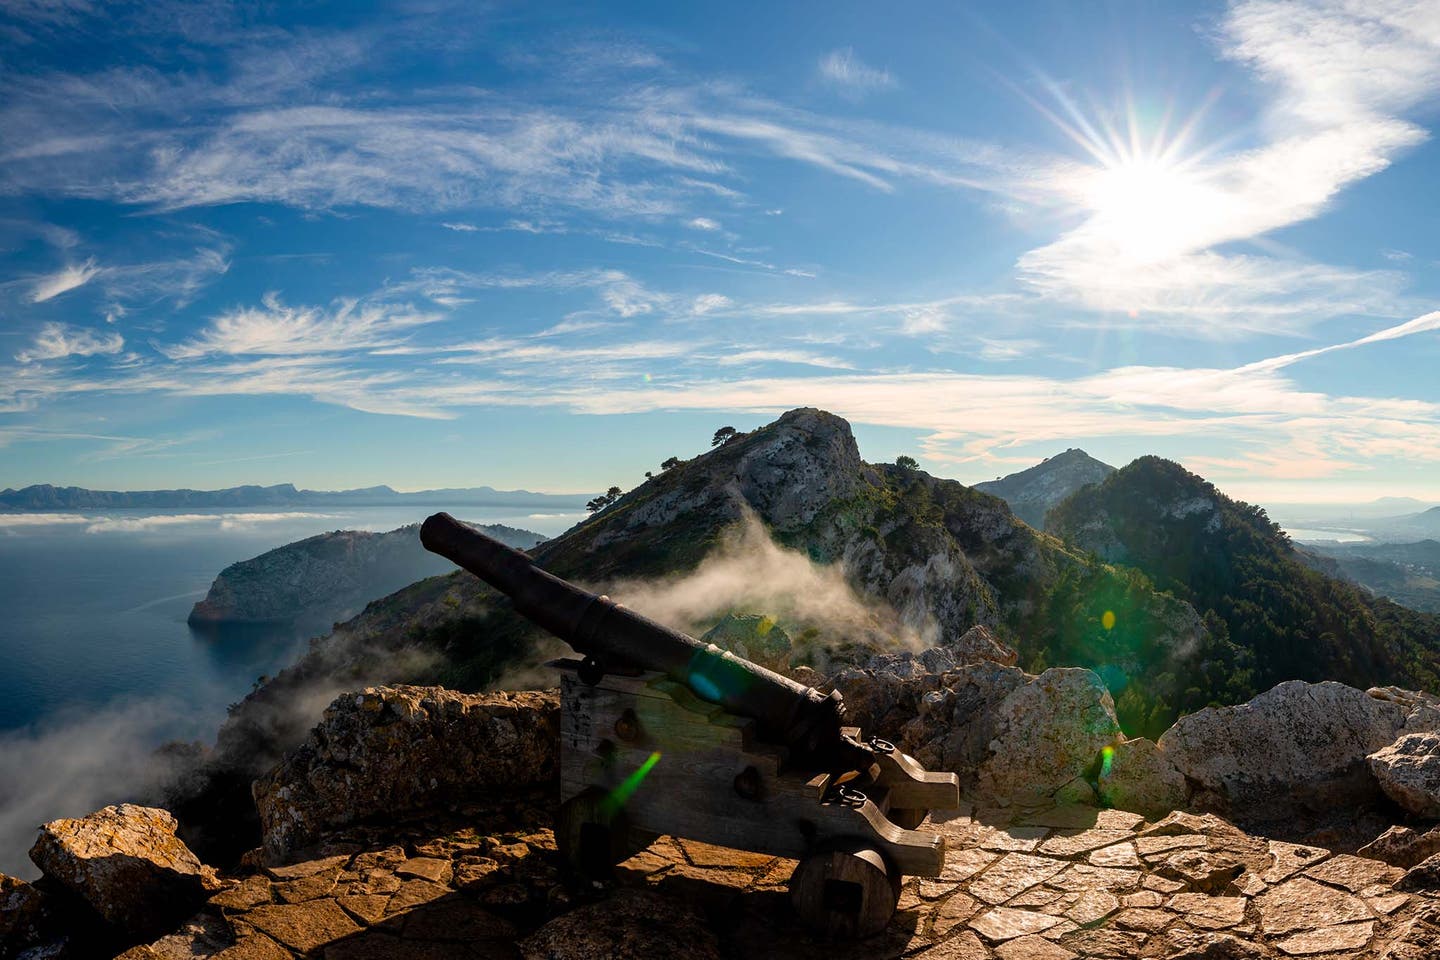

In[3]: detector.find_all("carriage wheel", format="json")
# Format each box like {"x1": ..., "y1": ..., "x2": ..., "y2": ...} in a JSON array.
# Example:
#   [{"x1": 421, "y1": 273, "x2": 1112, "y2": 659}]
[{"x1": 789, "y1": 840, "x2": 902, "y2": 939}]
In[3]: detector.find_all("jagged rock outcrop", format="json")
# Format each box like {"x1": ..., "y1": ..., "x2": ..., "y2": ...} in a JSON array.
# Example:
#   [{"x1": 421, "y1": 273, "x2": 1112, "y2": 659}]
[
  {"x1": 1358, "y1": 825, "x2": 1440, "y2": 869},
  {"x1": 28, "y1": 804, "x2": 219, "y2": 939},
  {"x1": 901, "y1": 661, "x2": 1030, "y2": 777},
  {"x1": 699, "y1": 614, "x2": 792, "y2": 671},
  {"x1": 1368, "y1": 731, "x2": 1440, "y2": 818},
  {"x1": 973, "y1": 447, "x2": 1116, "y2": 529},
  {"x1": 944, "y1": 624, "x2": 1018, "y2": 668},
  {"x1": 188, "y1": 522, "x2": 543, "y2": 627},
  {"x1": 1156, "y1": 681, "x2": 1423, "y2": 816},
  {"x1": 976, "y1": 668, "x2": 1124, "y2": 804},
  {"x1": 253, "y1": 686, "x2": 559, "y2": 860}
]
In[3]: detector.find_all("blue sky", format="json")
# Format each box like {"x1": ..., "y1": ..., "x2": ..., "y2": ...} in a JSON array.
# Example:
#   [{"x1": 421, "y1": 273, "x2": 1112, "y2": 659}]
[{"x1": 1, "y1": 0, "x2": 1437, "y2": 504}]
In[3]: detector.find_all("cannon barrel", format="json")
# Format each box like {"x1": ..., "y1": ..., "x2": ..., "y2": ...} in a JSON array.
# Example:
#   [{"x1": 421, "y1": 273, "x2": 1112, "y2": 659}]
[{"x1": 420, "y1": 512, "x2": 868, "y2": 771}]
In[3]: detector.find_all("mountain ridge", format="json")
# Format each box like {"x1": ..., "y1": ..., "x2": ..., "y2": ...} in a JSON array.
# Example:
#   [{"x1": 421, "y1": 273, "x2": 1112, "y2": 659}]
[
  {"x1": 973, "y1": 448, "x2": 1116, "y2": 529},
  {"x1": 0, "y1": 482, "x2": 591, "y2": 511}
]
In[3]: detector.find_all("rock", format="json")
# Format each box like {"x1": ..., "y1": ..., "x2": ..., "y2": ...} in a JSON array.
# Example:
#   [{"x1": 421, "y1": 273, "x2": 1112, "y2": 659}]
[
  {"x1": 1254, "y1": 877, "x2": 1371, "y2": 934},
  {"x1": 901, "y1": 660, "x2": 1029, "y2": 777},
  {"x1": 1358, "y1": 825, "x2": 1440, "y2": 869},
  {"x1": 699, "y1": 614, "x2": 792, "y2": 670},
  {"x1": 1149, "y1": 926, "x2": 1269, "y2": 959},
  {"x1": 1367, "y1": 731, "x2": 1440, "y2": 817},
  {"x1": 1157, "y1": 680, "x2": 1410, "y2": 816},
  {"x1": 28, "y1": 804, "x2": 218, "y2": 938},
  {"x1": 1096, "y1": 737, "x2": 1190, "y2": 819},
  {"x1": 254, "y1": 686, "x2": 559, "y2": 860},
  {"x1": 0, "y1": 873, "x2": 46, "y2": 951},
  {"x1": 1396, "y1": 852, "x2": 1440, "y2": 892},
  {"x1": 518, "y1": 889, "x2": 720, "y2": 960},
  {"x1": 867, "y1": 647, "x2": 959, "y2": 679},
  {"x1": 977, "y1": 668, "x2": 1124, "y2": 803},
  {"x1": 947, "y1": 625, "x2": 1019, "y2": 667}
]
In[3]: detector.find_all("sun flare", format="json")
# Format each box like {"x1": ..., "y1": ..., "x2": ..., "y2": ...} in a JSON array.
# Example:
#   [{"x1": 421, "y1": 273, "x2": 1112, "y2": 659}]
[{"x1": 1082, "y1": 154, "x2": 1220, "y2": 264}]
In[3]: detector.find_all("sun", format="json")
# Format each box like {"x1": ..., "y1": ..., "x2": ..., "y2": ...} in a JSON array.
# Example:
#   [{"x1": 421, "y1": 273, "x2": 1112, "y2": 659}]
[
  {"x1": 1082, "y1": 153, "x2": 1220, "y2": 265},
  {"x1": 1030, "y1": 85, "x2": 1229, "y2": 266}
]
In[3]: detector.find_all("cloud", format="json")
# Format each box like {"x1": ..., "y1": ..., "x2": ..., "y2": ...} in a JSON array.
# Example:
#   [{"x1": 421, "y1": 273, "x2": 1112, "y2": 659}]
[
  {"x1": 1011, "y1": 0, "x2": 1440, "y2": 336},
  {"x1": 818, "y1": 48, "x2": 897, "y2": 94},
  {"x1": 441, "y1": 221, "x2": 478, "y2": 231},
  {"x1": 161, "y1": 292, "x2": 443, "y2": 358},
  {"x1": 16, "y1": 321, "x2": 124, "y2": 362},
  {"x1": 29, "y1": 258, "x2": 100, "y2": 302},
  {"x1": 687, "y1": 216, "x2": 720, "y2": 231},
  {"x1": 691, "y1": 293, "x2": 731, "y2": 314}
]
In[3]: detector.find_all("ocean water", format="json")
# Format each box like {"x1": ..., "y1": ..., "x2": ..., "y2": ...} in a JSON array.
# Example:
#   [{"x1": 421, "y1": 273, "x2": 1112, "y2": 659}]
[{"x1": 0, "y1": 506, "x2": 583, "y2": 734}]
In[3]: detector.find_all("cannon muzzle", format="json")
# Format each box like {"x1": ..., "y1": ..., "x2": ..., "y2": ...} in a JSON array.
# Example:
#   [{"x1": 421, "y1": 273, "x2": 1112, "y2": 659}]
[{"x1": 420, "y1": 512, "x2": 870, "y2": 771}]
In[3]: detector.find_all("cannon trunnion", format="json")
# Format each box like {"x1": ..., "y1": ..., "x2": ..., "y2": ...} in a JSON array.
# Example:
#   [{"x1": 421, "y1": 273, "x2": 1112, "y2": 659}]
[{"x1": 419, "y1": 512, "x2": 961, "y2": 937}]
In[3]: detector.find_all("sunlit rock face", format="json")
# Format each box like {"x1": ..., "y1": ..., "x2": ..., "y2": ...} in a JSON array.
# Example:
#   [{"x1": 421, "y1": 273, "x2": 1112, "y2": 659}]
[
  {"x1": 1368, "y1": 731, "x2": 1440, "y2": 818},
  {"x1": 1156, "y1": 681, "x2": 1423, "y2": 817},
  {"x1": 253, "y1": 686, "x2": 559, "y2": 862},
  {"x1": 28, "y1": 804, "x2": 219, "y2": 938},
  {"x1": 976, "y1": 668, "x2": 1124, "y2": 805},
  {"x1": 973, "y1": 448, "x2": 1116, "y2": 530}
]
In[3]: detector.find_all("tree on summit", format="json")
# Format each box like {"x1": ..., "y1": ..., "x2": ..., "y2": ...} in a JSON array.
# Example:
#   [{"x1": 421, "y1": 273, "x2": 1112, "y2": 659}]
[
  {"x1": 896, "y1": 455, "x2": 919, "y2": 471},
  {"x1": 711, "y1": 426, "x2": 738, "y2": 447},
  {"x1": 585, "y1": 485, "x2": 624, "y2": 514}
]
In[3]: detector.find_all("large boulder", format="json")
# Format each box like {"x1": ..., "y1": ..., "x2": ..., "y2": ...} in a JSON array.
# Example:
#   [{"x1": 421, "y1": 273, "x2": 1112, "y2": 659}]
[
  {"x1": 1095, "y1": 737, "x2": 1190, "y2": 819},
  {"x1": 1157, "y1": 680, "x2": 1411, "y2": 816},
  {"x1": 975, "y1": 667, "x2": 1123, "y2": 804},
  {"x1": 254, "y1": 686, "x2": 560, "y2": 861},
  {"x1": 1368, "y1": 731, "x2": 1440, "y2": 818},
  {"x1": 28, "y1": 804, "x2": 218, "y2": 939},
  {"x1": 945, "y1": 624, "x2": 1018, "y2": 667}
]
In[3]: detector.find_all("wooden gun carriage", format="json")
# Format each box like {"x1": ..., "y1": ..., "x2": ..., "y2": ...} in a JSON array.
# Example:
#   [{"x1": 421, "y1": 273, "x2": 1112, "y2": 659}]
[{"x1": 421, "y1": 513, "x2": 960, "y2": 937}]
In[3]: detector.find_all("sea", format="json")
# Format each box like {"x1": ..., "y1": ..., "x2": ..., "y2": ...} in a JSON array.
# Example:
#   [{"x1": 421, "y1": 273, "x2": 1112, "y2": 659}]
[{"x1": 0, "y1": 506, "x2": 583, "y2": 877}]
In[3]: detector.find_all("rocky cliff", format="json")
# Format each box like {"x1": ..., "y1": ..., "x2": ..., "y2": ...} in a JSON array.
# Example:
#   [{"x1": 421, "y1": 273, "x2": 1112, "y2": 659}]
[
  {"x1": 188, "y1": 522, "x2": 544, "y2": 628},
  {"x1": 973, "y1": 449, "x2": 1116, "y2": 530}
]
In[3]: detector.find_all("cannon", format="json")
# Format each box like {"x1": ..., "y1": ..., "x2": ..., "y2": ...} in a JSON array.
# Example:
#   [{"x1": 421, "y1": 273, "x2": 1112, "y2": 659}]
[{"x1": 420, "y1": 512, "x2": 960, "y2": 937}]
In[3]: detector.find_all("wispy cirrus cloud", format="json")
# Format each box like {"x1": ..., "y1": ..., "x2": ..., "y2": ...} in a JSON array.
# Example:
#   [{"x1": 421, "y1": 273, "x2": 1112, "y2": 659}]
[
  {"x1": 29, "y1": 259, "x2": 100, "y2": 302},
  {"x1": 15, "y1": 321, "x2": 123, "y2": 362},
  {"x1": 818, "y1": 48, "x2": 897, "y2": 95},
  {"x1": 160, "y1": 292, "x2": 443, "y2": 358}
]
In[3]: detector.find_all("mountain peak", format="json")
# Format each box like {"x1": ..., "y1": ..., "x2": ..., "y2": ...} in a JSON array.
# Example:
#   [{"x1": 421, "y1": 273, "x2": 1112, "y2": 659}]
[{"x1": 973, "y1": 448, "x2": 1115, "y2": 529}]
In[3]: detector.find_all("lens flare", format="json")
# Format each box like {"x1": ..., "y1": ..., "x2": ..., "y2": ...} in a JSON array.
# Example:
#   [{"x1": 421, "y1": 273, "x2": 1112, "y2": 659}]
[
  {"x1": 602, "y1": 750, "x2": 662, "y2": 816},
  {"x1": 1102, "y1": 609, "x2": 1116, "y2": 631}
]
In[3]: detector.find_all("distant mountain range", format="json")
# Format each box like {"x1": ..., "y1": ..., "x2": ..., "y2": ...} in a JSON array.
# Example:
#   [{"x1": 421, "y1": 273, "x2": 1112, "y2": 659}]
[
  {"x1": 973, "y1": 448, "x2": 1116, "y2": 529},
  {"x1": 0, "y1": 482, "x2": 592, "y2": 511}
]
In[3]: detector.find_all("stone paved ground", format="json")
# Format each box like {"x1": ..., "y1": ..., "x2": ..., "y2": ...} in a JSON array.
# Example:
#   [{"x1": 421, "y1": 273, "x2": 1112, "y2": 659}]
[{"x1": 125, "y1": 794, "x2": 1440, "y2": 960}]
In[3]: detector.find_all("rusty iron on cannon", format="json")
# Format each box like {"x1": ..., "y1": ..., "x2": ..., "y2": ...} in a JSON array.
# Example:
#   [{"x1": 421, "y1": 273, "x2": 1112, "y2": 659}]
[{"x1": 420, "y1": 511, "x2": 960, "y2": 937}]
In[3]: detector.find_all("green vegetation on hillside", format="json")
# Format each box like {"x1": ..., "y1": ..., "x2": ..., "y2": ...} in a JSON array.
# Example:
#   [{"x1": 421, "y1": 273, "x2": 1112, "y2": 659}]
[{"x1": 1047, "y1": 457, "x2": 1440, "y2": 717}]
